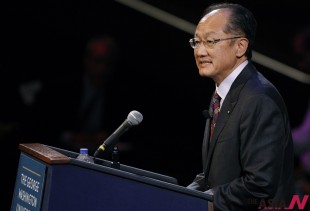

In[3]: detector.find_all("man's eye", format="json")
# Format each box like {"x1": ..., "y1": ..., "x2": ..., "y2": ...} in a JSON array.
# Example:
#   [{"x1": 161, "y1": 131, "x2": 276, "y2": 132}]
[{"x1": 206, "y1": 40, "x2": 215, "y2": 44}]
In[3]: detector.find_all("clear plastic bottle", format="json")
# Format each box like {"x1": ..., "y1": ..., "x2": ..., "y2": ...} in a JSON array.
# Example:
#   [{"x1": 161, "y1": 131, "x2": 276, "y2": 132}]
[{"x1": 76, "y1": 148, "x2": 94, "y2": 163}]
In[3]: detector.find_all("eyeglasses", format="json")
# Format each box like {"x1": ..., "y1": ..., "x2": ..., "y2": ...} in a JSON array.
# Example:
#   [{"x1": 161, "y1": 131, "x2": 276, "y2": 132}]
[{"x1": 189, "y1": 36, "x2": 242, "y2": 49}]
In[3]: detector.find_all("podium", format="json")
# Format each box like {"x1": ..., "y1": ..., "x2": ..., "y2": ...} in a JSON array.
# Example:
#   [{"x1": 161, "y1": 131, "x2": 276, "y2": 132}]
[{"x1": 11, "y1": 143, "x2": 211, "y2": 211}]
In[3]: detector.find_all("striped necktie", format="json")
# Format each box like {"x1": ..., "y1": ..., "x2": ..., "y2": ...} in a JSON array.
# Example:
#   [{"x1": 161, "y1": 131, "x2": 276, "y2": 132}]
[{"x1": 210, "y1": 91, "x2": 221, "y2": 138}]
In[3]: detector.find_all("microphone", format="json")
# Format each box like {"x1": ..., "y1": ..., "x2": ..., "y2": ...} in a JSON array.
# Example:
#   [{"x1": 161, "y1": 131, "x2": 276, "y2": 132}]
[
  {"x1": 203, "y1": 109, "x2": 212, "y2": 119},
  {"x1": 93, "y1": 110, "x2": 143, "y2": 158}
]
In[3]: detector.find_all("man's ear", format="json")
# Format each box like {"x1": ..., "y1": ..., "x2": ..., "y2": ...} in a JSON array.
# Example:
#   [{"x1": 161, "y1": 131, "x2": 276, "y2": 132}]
[{"x1": 236, "y1": 38, "x2": 248, "y2": 58}]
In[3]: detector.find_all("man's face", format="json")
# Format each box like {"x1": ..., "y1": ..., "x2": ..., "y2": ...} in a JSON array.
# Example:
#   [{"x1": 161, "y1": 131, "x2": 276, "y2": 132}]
[{"x1": 194, "y1": 9, "x2": 241, "y2": 85}]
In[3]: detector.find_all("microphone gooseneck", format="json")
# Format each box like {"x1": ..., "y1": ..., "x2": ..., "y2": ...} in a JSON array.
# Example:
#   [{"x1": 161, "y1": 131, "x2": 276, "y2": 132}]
[{"x1": 93, "y1": 110, "x2": 143, "y2": 158}]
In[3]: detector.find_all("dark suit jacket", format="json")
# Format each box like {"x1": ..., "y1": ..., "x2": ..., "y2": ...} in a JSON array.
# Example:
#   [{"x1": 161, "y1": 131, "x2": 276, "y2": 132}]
[{"x1": 188, "y1": 62, "x2": 295, "y2": 211}]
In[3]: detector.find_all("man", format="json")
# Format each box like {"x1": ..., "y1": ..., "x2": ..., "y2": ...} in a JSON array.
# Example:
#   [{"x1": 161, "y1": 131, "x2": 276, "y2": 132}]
[
  {"x1": 58, "y1": 35, "x2": 119, "y2": 153},
  {"x1": 32, "y1": 35, "x2": 127, "y2": 156},
  {"x1": 187, "y1": 3, "x2": 295, "y2": 210}
]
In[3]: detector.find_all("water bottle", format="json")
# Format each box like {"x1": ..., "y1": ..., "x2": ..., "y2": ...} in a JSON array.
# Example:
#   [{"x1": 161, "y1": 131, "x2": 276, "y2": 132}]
[{"x1": 76, "y1": 148, "x2": 94, "y2": 163}]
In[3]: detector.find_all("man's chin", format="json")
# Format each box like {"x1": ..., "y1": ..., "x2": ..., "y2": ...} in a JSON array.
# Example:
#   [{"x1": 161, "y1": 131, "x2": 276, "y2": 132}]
[{"x1": 198, "y1": 69, "x2": 213, "y2": 78}]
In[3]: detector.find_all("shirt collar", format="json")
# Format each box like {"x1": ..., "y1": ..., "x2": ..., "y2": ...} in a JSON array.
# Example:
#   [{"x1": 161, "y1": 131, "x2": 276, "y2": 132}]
[{"x1": 216, "y1": 60, "x2": 248, "y2": 106}]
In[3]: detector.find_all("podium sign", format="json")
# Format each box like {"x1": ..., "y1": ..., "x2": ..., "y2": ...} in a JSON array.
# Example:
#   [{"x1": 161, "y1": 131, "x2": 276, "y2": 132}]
[{"x1": 11, "y1": 153, "x2": 46, "y2": 211}]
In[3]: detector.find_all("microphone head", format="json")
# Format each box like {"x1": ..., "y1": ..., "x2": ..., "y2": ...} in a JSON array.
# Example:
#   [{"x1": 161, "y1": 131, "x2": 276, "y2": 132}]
[{"x1": 127, "y1": 110, "x2": 143, "y2": 125}]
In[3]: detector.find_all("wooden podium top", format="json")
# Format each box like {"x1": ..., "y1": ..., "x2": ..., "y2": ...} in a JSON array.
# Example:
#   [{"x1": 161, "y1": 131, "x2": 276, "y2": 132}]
[{"x1": 19, "y1": 143, "x2": 70, "y2": 164}]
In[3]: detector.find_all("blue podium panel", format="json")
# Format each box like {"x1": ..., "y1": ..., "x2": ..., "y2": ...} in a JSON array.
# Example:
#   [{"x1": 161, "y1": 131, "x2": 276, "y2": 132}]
[
  {"x1": 42, "y1": 163, "x2": 209, "y2": 211},
  {"x1": 12, "y1": 144, "x2": 210, "y2": 211}
]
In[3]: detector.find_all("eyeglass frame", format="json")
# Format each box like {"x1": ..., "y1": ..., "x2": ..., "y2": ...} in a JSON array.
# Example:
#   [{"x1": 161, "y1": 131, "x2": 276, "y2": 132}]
[{"x1": 189, "y1": 36, "x2": 243, "y2": 49}]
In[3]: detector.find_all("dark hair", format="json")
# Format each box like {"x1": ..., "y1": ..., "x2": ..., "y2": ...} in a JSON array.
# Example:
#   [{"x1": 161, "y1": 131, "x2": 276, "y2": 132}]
[{"x1": 201, "y1": 3, "x2": 257, "y2": 59}]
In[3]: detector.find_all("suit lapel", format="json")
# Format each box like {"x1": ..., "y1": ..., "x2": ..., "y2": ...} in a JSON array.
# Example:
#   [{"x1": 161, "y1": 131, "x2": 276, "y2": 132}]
[
  {"x1": 203, "y1": 62, "x2": 255, "y2": 179},
  {"x1": 202, "y1": 107, "x2": 213, "y2": 173}
]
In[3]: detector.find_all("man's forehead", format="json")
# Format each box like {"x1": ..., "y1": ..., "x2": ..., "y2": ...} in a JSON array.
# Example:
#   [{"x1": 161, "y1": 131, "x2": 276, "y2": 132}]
[{"x1": 200, "y1": 9, "x2": 222, "y2": 23}]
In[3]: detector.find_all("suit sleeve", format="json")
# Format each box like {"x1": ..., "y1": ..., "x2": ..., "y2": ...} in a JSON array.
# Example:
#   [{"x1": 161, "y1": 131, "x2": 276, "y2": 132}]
[
  {"x1": 212, "y1": 94, "x2": 288, "y2": 210},
  {"x1": 187, "y1": 172, "x2": 206, "y2": 191}
]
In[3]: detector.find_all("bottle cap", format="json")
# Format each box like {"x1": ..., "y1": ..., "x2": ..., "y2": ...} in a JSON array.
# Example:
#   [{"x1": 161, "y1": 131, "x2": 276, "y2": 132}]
[{"x1": 80, "y1": 148, "x2": 88, "y2": 154}]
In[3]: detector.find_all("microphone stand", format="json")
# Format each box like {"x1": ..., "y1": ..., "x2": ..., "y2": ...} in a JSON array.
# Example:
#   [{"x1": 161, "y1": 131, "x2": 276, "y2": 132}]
[
  {"x1": 93, "y1": 139, "x2": 121, "y2": 169},
  {"x1": 111, "y1": 145, "x2": 120, "y2": 169}
]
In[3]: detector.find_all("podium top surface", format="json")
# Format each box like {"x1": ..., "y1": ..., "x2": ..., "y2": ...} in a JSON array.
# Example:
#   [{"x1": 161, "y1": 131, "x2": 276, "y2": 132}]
[{"x1": 19, "y1": 143, "x2": 70, "y2": 164}]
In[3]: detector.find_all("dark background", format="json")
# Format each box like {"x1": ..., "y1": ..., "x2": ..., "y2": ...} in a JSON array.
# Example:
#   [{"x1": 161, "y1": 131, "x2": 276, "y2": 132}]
[{"x1": 1, "y1": 0, "x2": 310, "y2": 210}]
